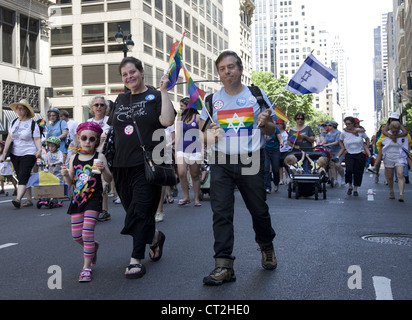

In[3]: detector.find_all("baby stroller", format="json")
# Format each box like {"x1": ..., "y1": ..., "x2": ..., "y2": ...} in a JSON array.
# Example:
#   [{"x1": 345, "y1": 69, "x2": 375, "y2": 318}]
[
  {"x1": 27, "y1": 163, "x2": 67, "y2": 209},
  {"x1": 286, "y1": 148, "x2": 330, "y2": 200}
]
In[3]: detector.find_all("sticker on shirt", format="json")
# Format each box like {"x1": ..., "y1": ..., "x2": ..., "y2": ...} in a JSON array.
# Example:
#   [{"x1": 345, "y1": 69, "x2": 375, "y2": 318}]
[
  {"x1": 249, "y1": 96, "x2": 257, "y2": 105},
  {"x1": 213, "y1": 100, "x2": 224, "y2": 110},
  {"x1": 217, "y1": 108, "x2": 254, "y2": 136},
  {"x1": 145, "y1": 94, "x2": 155, "y2": 101},
  {"x1": 124, "y1": 125, "x2": 134, "y2": 135},
  {"x1": 236, "y1": 97, "x2": 247, "y2": 107}
]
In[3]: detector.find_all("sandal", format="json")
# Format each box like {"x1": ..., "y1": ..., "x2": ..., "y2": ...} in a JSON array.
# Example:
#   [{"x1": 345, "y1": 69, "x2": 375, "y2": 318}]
[
  {"x1": 178, "y1": 199, "x2": 191, "y2": 206},
  {"x1": 91, "y1": 242, "x2": 99, "y2": 267},
  {"x1": 78, "y1": 268, "x2": 93, "y2": 282},
  {"x1": 22, "y1": 200, "x2": 33, "y2": 207},
  {"x1": 12, "y1": 199, "x2": 21, "y2": 208},
  {"x1": 194, "y1": 202, "x2": 202, "y2": 207},
  {"x1": 166, "y1": 194, "x2": 174, "y2": 204},
  {"x1": 149, "y1": 231, "x2": 166, "y2": 262},
  {"x1": 125, "y1": 264, "x2": 146, "y2": 279}
]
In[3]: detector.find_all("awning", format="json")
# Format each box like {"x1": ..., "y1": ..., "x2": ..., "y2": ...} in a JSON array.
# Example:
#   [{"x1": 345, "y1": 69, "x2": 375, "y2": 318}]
[{"x1": 2, "y1": 110, "x2": 43, "y2": 133}]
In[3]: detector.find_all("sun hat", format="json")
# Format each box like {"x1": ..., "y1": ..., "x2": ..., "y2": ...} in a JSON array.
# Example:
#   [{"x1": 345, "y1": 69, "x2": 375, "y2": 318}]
[{"x1": 10, "y1": 99, "x2": 35, "y2": 118}]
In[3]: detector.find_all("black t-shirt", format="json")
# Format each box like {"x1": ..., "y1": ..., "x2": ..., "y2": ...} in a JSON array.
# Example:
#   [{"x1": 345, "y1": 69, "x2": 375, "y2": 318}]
[{"x1": 108, "y1": 89, "x2": 165, "y2": 167}]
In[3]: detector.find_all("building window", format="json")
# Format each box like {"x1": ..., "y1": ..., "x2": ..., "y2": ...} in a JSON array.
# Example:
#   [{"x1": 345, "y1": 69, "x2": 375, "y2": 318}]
[
  {"x1": 83, "y1": 65, "x2": 105, "y2": 85},
  {"x1": 51, "y1": 66, "x2": 73, "y2": 87},
  {"x1": 143, "y1": 22, "x2": 152, "y2": 55},
  {"x1": 2, "y1": 80, "x2": 40, "y2": 112},
  {"x1": 20, "y1": 14, "x2": 39, "y2": 70},
  {"x1": 1, "y1": 7, "x2": 15, "y2": 64}
]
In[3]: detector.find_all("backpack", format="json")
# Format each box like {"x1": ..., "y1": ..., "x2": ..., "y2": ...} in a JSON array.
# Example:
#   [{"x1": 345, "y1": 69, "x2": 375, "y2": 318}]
[{"x1": 201, "y1": 85, "x2": 270, "y2": 132}]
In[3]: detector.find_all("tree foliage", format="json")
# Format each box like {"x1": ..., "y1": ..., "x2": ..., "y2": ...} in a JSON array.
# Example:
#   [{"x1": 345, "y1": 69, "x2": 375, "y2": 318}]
[{"x1": 401, "y1": 97, "x2": 412, "y2": 135}]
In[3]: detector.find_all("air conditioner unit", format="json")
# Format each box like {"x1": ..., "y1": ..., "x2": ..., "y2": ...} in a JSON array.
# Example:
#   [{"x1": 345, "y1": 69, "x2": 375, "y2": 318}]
[{"x1": 45, "y1": 87, "x2": 54, "y2": 97}]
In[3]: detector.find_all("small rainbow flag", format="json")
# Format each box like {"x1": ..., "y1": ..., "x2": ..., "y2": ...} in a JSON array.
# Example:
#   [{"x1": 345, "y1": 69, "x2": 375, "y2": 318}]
[
  {"x1": 167, "y1": 33, "x2": 185, "y2": 91},
  {"x1": 289, "y1": 131, "x2": 301, "y2": 145},
  {"x1": 273, "y1": 106, "x2": 289, "y2": 122},
  {"x1": 38, "y1": 118, "x2": 46, "y2": 128},
  {"x1": 182, "y1": 62, "x2": 205, "y2": 111}
]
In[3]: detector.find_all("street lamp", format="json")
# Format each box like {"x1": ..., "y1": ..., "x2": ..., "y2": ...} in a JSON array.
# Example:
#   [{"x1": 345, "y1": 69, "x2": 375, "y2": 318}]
[{"x1": 115, "y1": 25, "x2": 134, "y2": 57}]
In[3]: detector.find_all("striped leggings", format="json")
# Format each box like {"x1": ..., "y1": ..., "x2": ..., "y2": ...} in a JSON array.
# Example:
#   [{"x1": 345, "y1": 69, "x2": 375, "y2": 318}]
[{"x1": 71, "y1": 211, "x2": 99, "y2": 259}]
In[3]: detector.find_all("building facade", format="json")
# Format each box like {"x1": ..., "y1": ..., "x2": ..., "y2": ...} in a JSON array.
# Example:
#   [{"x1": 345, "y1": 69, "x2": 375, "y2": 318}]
[
  {"x1": 49, "y1": 0, "x2": 229, "y2": 123},
  {"x1": 0, "y1": 0, "x2": 53, "y2": 136}
]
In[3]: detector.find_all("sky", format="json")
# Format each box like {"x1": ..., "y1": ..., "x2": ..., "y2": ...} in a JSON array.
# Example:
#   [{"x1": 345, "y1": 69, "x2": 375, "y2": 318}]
[{"x1": 306, "y1": 0, "x2": 393, "y2": 135}]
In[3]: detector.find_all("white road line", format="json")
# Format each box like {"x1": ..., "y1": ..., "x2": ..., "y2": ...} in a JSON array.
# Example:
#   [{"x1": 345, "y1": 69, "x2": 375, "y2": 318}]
[
  {"x1": 0, "y1": 243, "x2": 18, "y2": 250},
  {"x1": 373, "y1": 276, "x2": 394, "y2": 300},
  {"x1": 367, "y1": 189, "x2": 375, "y2": 201}
]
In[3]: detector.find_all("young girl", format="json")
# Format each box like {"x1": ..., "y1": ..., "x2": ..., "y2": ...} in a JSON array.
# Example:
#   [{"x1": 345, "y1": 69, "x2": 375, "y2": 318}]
[
  {"x1": 0, "y1": 141, "x2": 18, "y2": 195},
  {"x1": 61, "y1": 122, "x2": 112, "y2": 282},
  {"x1": 284, "y1": 152, "x2": 305, "y2": 174},
  {"x1": 305, "y1": 154, "x2": 328, "y2": 174}
]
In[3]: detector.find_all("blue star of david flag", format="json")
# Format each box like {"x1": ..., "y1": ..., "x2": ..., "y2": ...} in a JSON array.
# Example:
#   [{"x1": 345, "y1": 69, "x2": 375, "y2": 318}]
[{"x1": 285, "y1": 54, "x2": 337, "y2": 95}]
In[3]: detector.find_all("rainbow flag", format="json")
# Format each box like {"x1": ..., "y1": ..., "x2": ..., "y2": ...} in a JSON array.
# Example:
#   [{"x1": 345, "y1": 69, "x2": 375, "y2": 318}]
[
  {"x1": 289, "y1": 131, "x2": 301, "y2": 145},
  {"x1": 217, "y1": 108, "x2": 254, "y2": 136},
  {"x1": 273, "y1": 106, "x2": 289, "y2": 122},
  {"x1": 167, "y1": 33, "x2": 185, "y2": 91},
  {"x1": 38, "y1": 118, "x2": 46, "y2": 128},
  {"x1": 182, "y1": 62, "x2": 206, "y2": 111}
]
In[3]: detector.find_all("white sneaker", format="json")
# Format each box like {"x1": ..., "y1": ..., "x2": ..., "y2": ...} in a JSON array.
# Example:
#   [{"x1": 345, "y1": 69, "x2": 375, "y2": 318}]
[
  {"x1": 155, "y1": 212, "x2": 164, "y2": 222},
  {"x1": 114, "y1": 197, "x2": 121, "y2": 204}
]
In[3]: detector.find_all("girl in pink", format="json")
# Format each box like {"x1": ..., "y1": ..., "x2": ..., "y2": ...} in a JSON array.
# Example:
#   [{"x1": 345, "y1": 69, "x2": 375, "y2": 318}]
[{"x1": 61, "y1": 122, "x2": 112, "y2": 282}]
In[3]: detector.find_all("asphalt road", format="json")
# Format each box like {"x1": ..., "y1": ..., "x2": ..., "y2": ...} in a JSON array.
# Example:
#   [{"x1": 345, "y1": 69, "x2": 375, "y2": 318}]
[{"x1": 0, "y1": 169, "x2": 411, "y2": 302}]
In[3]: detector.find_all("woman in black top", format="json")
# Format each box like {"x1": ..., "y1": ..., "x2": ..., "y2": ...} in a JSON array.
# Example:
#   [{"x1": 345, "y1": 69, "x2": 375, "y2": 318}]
[{"x1": 108, "y1": 57, "x2": 175, "y2": 279}]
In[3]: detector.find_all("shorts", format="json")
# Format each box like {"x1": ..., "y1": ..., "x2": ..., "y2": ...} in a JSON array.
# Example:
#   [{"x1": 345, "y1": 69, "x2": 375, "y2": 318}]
[
  {"x1": 383, "y1": 153, "x2": 406, "y2": 168},
  {"x1": 176, "y1": 151, "x2": 203, "y2": 164}
]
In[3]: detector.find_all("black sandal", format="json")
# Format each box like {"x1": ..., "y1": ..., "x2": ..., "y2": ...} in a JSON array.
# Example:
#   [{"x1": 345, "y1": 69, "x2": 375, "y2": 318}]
[
  {"x1": 125, "y1": 264, "x2": 146, "y2": 279},
  {"x1": 149, "y1": 231, "x2": 166, "y2": 262}
]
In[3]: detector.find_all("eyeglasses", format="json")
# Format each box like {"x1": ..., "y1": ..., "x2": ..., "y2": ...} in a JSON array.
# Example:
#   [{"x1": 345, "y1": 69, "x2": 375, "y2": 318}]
[
  {"x1": 93, "y1": 103, "x2": 105, "y2": 108},
  {"x1": 80, "y1": 135, "x2": 97, "y2": 143}
]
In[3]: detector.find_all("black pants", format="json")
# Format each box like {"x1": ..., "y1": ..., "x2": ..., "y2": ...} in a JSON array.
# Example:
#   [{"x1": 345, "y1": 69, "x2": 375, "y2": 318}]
[
  {"x1": 210, "y1": 150, "x2": 276, "y2": 266},
  {"x1": 11, "y1": 154, "x2": 36, "y2": 185},
  {"x1": 113, "y1": 165, "x2": 162, "y2": 260},
  {"x1": 345, "y1": 153, "x2": 366, "y2": 187}
]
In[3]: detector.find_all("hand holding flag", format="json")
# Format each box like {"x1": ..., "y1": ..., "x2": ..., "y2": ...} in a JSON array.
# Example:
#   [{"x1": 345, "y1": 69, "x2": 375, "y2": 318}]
[
  {"x1": 167, "y1": 33, "x2": 185, "y2": 91},
  {"x1": 289, "y1": 131, "x2": 301, "y2": 146}
]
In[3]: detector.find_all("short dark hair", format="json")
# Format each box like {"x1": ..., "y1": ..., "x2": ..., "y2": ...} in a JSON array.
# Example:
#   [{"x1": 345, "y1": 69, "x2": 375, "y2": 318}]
[
  {"x1": 344, "y1": 116, "x2": 355, "y2": 124},
  {"x1": 215, "y1": 50, "x2": 243, "y2": 69},
  {"x1": 119, "y1": 56, "x2": 143, "y2": 75},
  {"x1": 294, "y1": 112, "x2": 305, "y2": 121}
]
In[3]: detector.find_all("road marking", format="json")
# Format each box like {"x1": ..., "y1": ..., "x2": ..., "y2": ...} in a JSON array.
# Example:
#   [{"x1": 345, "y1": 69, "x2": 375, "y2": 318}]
[
  {"x1": 367, "y1": 189, "x2": 375, "y2": 201},
  {"x1": 373, "y1": 276, "x2": 393, "y2": 300},
  {"x1": 0, "y1": 243, "x2": 18, "y2": 250}
]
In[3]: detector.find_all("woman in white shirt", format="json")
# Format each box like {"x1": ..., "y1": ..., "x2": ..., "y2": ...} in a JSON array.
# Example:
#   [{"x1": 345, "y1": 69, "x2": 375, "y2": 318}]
[
  {"x1": 381, "y1": 121, "x2": 408, "y2": 202},
  {"x1": 1, "y1": 99, "x2": 42, "y2": 208},
  {"x1": 338, "y1": 117, "x2": 368, "y2": 197}
]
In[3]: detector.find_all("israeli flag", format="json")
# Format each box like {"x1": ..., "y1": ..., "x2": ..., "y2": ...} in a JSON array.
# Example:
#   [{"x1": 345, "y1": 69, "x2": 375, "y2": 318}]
[{"x1": 285, "y1": 54, "x2": 337, "y2": 95}]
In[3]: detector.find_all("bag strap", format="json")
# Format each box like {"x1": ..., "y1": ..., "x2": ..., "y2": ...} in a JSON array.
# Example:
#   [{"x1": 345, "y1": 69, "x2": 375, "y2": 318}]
[
  {"x1": 201, "y1": 94, "x2": 214, "y2": 132},
  {"x1": 129, "y1": 93, "x2": 146, "y2": 152}
]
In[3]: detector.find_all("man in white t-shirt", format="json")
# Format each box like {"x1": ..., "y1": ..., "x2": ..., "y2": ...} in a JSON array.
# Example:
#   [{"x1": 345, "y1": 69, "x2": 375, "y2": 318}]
[{"x1": 199, "y1": 51, "x2": 277, "y2": 286}]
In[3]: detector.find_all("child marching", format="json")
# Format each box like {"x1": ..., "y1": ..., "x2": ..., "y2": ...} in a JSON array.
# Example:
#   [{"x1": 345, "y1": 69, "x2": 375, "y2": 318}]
[{"x1": 61, "y1": 122, "x2": 112, "y2": 282}]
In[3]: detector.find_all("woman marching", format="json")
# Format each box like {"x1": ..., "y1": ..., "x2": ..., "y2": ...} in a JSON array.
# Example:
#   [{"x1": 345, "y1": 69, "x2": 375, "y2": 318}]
[
  {"x1": 61, "y1": 122, "x2": 112, "y2": 282},
  {"x1": 108, "y1": 56, "x2": 175, "y2": 279},
  {"x1": 2, "y1": 99, "x2": 42, "y2": 208}
]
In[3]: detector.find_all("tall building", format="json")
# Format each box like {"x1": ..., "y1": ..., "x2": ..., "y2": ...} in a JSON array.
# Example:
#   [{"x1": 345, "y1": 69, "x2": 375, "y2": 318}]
[
  {"x1": 373, "y1": 26, "x2": 384, "y2": 122},
  {"x1": 223, "y1": 0, "x2": 255, "y2": 86},
  {"x1": 49, "y1": 0, "x2": 229, "y2": 123},
  {"x1": 0, "y1": 0, "x2": 54, "y2": 137},
  {"x1": 252, "y1": 0, "x2": 341, "y2": 119}
]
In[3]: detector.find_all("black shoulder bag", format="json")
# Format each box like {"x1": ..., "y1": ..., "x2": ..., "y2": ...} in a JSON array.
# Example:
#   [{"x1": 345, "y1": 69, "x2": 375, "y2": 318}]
[{"x1": 131, "y1": 114, "x2": 177, "y2": 187}]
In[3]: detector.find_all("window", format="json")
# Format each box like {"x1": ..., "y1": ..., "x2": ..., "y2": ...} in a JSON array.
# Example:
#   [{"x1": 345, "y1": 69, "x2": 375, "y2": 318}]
[
  {"x1": 52, "y1": 66, "x2": 73, "y2": 87},
  {"x1": 143, "y1": 22, "x2": 152, "y2": 55},
  {"x1": 51, "y1": 26, "x2": 72, "y2": 47},
  {"x1": 1, "y1": 7, "x2": 14, "y2": 64},
  {"x1": 82, "y1": 23, "x2": 104, "y2": 44},
  {"x1": 155, "y1": 28, "x2": 164, "y2": 59},
  {"x1": 83, "y1": 65, "x2": 105, "y2": 85},
  {"x1": 20, "y1": 14, "x2": 39, "y2": 69}
]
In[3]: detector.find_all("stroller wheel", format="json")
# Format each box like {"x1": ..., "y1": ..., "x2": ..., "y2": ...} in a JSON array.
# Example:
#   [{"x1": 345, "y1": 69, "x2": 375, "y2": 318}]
[
  {"x1": 295, "y1": 184, "x2": 299, "y2": 199},
  {"x1": 288, "y1": 183, "x2": 292, "y2": 198},
  {"x1": 314, "y1": 185, "x2": 319, "y2": 200},
  {"x1": 37, "y1": 201, "x2": 42, "y2": 209},
  {"x1": 323, "y1": 182, "x2": 327, "y2": 199}
]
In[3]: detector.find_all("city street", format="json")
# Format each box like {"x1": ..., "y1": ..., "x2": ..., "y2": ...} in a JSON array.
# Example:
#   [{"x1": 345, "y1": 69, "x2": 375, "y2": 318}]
[{"x1": 0, "y1": 170, "x2": 411, "y2": 301}]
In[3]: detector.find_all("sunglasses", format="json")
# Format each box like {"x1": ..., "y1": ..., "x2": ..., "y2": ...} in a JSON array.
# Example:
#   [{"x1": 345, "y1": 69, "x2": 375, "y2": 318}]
[
  {"x1": 80, "y1": 135, "x2": 97, "y2": 142},
  {"x1": 93, "y1": 103, "x2": 105, "y2": 108},
  {"x1": 345, "y1": 122, "x2": 353, "y2": 126},
  {"x1": 296, "y1": 118, "x2": 304, "y2": 120}
]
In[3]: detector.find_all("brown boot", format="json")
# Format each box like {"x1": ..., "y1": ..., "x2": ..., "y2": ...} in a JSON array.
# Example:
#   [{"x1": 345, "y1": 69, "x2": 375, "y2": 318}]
[{"x1": 259, "y1": 242, "x2": 277, "y2": 270}]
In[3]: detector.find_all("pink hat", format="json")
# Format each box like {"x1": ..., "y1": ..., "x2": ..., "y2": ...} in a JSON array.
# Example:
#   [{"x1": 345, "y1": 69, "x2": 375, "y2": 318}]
[{"x1": 76, "y1": 121, "x2": 103, "y2": 136}]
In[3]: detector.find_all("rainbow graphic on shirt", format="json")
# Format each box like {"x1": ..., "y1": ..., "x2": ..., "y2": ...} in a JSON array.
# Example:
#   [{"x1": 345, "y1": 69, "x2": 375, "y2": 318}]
[{"x1": 217, "y1": 108, "x2": 255, "y2": 137}]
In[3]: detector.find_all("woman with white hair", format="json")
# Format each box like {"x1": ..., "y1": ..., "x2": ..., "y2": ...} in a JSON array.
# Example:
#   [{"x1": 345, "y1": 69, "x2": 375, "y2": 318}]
[
  {"x1": 87, "y1": 95, "x2": 111, "y2": 222},
  {"x1": 381, "y1": 121, "x2": 409, "y2": 202}
]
